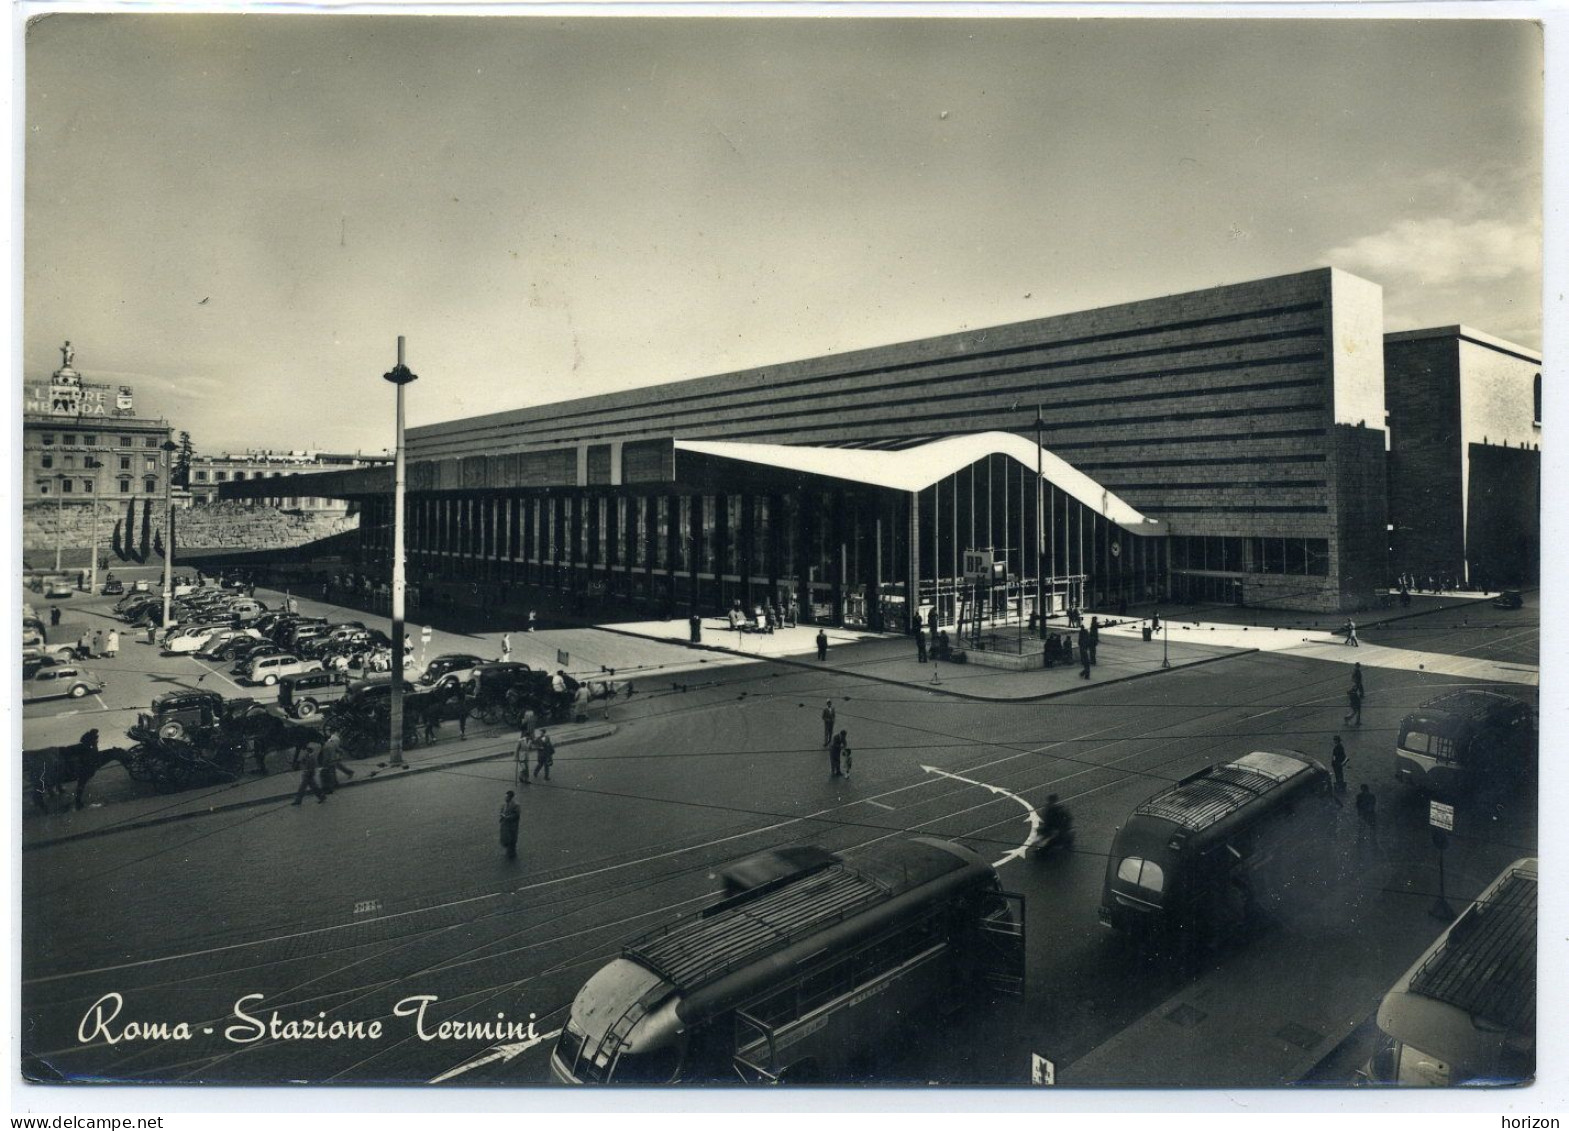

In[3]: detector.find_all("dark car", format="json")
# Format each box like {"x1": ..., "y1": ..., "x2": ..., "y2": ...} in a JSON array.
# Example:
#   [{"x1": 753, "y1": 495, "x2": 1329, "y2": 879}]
[
  {"x1": 101, "y1": 578, "x2": 125, "y2": 596},
  {"x1": 195, "y1": 629, "x2": 265, "y2": 662},
  {"x1": 419, "y1": 653, "x2": 489, "y2": 688},
  {"x1": 1494, "y1": 589, "x2": 1525, "y2": 610},
  {"x1": 230, "y1": 642, "x2": 286, "y2": 674},
  {"x1": 277, "y1": 669, "x2": 356, "y2": 719}
]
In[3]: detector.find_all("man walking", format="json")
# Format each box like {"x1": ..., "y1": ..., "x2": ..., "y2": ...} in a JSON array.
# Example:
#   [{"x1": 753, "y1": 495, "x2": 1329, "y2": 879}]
[
  {"x1": 534, "y1": 731, "x2": 555, "y2": 781},
  {"x1": 1351, "y1": 662, "x2": 1364, "y2": 697},
  {"x1": 816, "y1": 628, "x2": 829, "y2": 661},
  {"x1": 104, "y1": 629, "x2": 120, "y2": 658},
  {"x1": 1345, "y1": 683, "x2": 1363, "y2": 727},
  {"x1": 498, "y1": 791, "x2": 521, "y2": 860},
  {"x1": 292, "y1": 744, "x2": 327, "y2": 805},
  {"x1": 916, "y1": 628, "x2": 928, "y2": 663},
  {"x1": 501, "y1": 632, "x2": 512, "y2": 662},
  {"x1": 1089, "y1": 617, "x2": 1100, "y2": 666},
  {"x1": 319, "y1": 730, "x2": 352, "y2": 793},
  {"x1": 1344, "y1": 619, "x2": 1359, "y2": 647},
  {"x1": 1331, "y1": 735, "x2": 1348, "y2": 794},
  {"x1": 829, "y1": 730, "x2": 844, "y2": 777},
  {"x1": 822, "y1": 700, "x2": 836, "y2": 747},
  {"x1": 838, "y1": 730, "x2": 852, "y2": 777},
  {"x1": 1078, "y1": 626, "x2": 1092, "y2": 680}
]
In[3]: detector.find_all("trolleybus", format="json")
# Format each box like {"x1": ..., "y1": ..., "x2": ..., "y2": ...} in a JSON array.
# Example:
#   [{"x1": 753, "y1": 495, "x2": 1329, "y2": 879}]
[
  {"x1": 550, "y1": 836, "x2": 1024, "y2": 1084},
  {"x1": 1364, "y1": 858, "x2": 1536, "y2": 1086},
  {"x1": 1100, "y1": 750, "x2": 1335, "y2": 953}
]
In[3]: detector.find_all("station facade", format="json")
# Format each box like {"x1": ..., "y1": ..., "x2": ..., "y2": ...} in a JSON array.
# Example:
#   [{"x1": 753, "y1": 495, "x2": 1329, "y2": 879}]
[{"x1": 223, "y1": 267, "x2": 1540, "y2": 621}]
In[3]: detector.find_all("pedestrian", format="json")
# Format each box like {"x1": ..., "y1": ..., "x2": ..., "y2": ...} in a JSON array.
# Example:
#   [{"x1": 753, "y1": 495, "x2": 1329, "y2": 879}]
[
  {"x1": 839, "y1": 730, "x2": 852, "y2": 777},
  {"x1": 292, "y1": 745, "x2": 327, "y2": 805},
  {"x1": 1351, "y1": 662, "x2": 1364, "y2": 697},
  {"x1": 49, "y1": 605, "x2": 61, "y2": 628},
  {"x1": 927, "y1": 607, "x2": 938, "y2": 642},
  {"x1": 535, "y1": 731, "x2": 555, "y2": 781},
  {"x1": 1078, "y1": 626, "x2": 1092, "y2": 679},
  {"x1": 1331, "y1": 735, "x2": 1348, "y2": 793},
  {"x1": 515, "y1": 730, "x2": 533, "y2": 785},
  {"x1": 1151, "y1": 609, "x2": 1161, "y2": 633},
  {"x1": 916, "y1": 628, "x2": 928, "y2": 663},
  {"x1": 1345, "y1": 619, "x2": 1359, "y2": 647},
  {"x1": 104, "y1": 629, "x2": 119, "y2": 658},
  {"x1": 320, "y1": 730, "x2": 353, "y2": 791},
  {"x1": 1089, "y1": 617, "x2": 1100, "y2": 665},
  {"x1": 829, "y1": 730, "x2": 844, "y2": 777},
  {"x1": 689, "y1": 612, "x2": 702, "y2": 644},
  {"x1": 816, "y1": 629, "x2": 828, "y2": 661},
  {"x1": 457, "y1": 707, "x2": 468, "y2": 741},
  {"x1": 91, "y1": 628, "x2": 106, "y2": 657},
  {"x1": 528, "y1": 609, "x2": 537, "y2": 632},
  {"x1": 423, "y1": 708, "x2": 439, "y2": 745},
  {"x1": 822, "y1": 700, "x2": 836, "y2": 747},
  {"x1": 499, "y1": 791, "x2": 521, "y2": 860},
  {"x1": 501, "y1": 632, "x2": 512, "y2": 662},
  {"x1": 79, "y1": 630, "x2": 95, "y2": 659},
  {"x1": 145, "y1": 624, "x2": 157, "y2": 647},
  {"x1": 1345, "y1": 684, "x2": 1363, "y2": 727}
]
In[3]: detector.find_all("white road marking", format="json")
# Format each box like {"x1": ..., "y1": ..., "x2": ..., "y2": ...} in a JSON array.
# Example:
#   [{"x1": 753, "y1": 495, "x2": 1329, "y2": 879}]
[
  {"x1": 921, "y1": 764, "x2": 1038, "y2": 866},
  {"x1": 429, "y1": 1027, "x2": 563, "y2": 1083},
  {"x1": 864, "y1": 799, "x2": 895, "y2": 810}
]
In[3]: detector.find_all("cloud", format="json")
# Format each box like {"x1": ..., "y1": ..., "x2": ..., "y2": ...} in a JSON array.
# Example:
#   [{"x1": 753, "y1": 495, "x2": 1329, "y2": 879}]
[{"x1": 1327, "y1": 214, "x2": 1539, "y2": 289}]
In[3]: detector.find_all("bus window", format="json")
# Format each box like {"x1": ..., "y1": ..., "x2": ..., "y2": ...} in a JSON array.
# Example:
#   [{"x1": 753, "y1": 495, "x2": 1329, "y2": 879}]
[
  {"x1": 1116, "y1": 857, "x2": 1164, "y2": 894},
  {"x1": 1400, "y1": 730, "x2": 1457, "y2": 762}
]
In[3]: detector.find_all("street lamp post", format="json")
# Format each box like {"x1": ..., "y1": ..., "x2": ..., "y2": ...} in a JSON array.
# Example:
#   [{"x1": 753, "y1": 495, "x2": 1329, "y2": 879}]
[
  {"x1": 53, "y1": 473, "x2": 67, "y2": 574},
  {"x1": 1034, "y1": 406, "x2": 1046, "y2": 639},
  {"x1": 384, "y1": 337, "x2": 419, "y2": 768},
  {"x1": 161, "y1": 440, "x2": 178, "y2": 633},
  {"x1": 85, "y1": 458, "x2": 103, "y2": 593}
]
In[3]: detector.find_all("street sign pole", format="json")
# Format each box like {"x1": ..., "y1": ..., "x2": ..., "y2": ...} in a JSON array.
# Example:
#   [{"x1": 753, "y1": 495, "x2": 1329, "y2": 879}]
[
  {"x1": 1429, "y1": 800, "x2": 1457, "y2": 921},
  {"x1": 384, "y1": 337, "x2": 419, "y2": 768}
]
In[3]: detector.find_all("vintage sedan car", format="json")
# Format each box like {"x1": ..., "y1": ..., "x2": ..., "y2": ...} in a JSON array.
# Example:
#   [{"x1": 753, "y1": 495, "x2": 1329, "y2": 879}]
[
  {"x1": 419, "y1": 653, "x2": 489, "y2": 689},
  {"x1": 23, "y1": 664, "x2": 104, "y2": 702},
  {"x1": 242, "y1": 653, "x2": 324, "y2": 687},
  {"x1": 193, "y1": 628, "x2": 265, "y2": 661},
  {"x1": 43, "y1": 578, "x2": 74, "y2": 599},
  {"x1": 101, "y1": 578, "x2": 125, "y2": 596}
]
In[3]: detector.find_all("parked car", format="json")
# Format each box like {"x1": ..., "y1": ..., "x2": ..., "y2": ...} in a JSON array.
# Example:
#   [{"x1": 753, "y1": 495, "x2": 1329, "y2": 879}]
[
  {"x1": 230, "y1": 642, "x2": 286, "y2": 674},
  {"x1": 23, "y1": 664, "x2": 104, "y2": 702},
  {"x1": 44, "y1": 578, "x2": 74, "y2": 599},
  {"x1": 1494, "y1": 590, "x2": 1525, "y2": 610},
  {"x1": 101, "y1": 578, "x2": 125, "y2": 596},
  {"x1": 131, "y1": 579, "x2": 150, "y2": 593},
  {"x1": 194, "y1": 628, "x2": 265, "y2": 661},
  {"x1": 277, "y1": 669, "x2": 358, "y2": 719},
  {"x1": 420, "y1": 653, "x2": 490, "y2": 688},
  {"x1": 243, "y1": 653, "x2": 324, "y2": 686},
  {"x1": 163, "y1": 626, "x2": 227, "y2": 655}
]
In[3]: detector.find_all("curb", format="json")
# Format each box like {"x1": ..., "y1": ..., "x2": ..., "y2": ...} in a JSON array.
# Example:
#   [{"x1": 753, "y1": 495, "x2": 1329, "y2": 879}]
[
  {"x1": 22, "y1": 723, "x2": 617, "y2": 851},
  {"x1": 589, "y1": 622, "x2": 1257, "y2": 702}
]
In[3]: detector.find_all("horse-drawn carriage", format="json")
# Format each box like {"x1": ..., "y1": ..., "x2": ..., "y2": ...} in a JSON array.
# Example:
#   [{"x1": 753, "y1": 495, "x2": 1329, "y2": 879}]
[{"x1": 123, "y1": 689, "x2": 318, "y2": 791}]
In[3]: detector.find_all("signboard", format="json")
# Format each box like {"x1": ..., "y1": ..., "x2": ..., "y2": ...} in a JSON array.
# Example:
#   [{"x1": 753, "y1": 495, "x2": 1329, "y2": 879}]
[
  {"x1": 556, "y1": 649, "x2": 570, "y2": 666},
  {"x1": 420, "y1": 625, "x2": 432, "y2": 642},
  {"x1": 26, "y1": 379, "x2": 135, "y2": 418},
  {"x1": 1429, "y1": 800, "x2": 1455, "y2": 832},
  {"x1": 1031, "y1": 1053, "x2": 1055, "y2": 1085}
]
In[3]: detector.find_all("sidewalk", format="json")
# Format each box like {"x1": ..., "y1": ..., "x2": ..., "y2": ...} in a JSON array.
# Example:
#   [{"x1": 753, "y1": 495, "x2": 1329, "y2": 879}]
[
  {"x1": 594, "y1": 617, "x2": 1247, "y2": 701},
  {"x1": 22, "y1": 719, "x2": 616, "y2": 849}
]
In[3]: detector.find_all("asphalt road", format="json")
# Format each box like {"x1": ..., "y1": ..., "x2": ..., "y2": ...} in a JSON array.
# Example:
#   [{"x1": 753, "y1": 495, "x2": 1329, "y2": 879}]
[{"x1": 20, "y1": 606, "x2": 1539, "y2": 1088}]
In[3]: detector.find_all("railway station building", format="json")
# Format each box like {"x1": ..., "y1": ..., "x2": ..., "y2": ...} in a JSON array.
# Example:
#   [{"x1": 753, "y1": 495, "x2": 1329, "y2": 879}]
[{"x1": 223, "y1": 266, "x2": 1540, "y2": 622}]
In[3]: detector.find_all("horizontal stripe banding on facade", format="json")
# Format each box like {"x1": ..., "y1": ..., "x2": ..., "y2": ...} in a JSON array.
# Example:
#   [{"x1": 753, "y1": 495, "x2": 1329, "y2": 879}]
[
  {"x1": 410, "y1": 299, "x2": 1330, "y2": 452},
  {"x1": 1140, "y1": 504, "x2": 1330, "y2": 514},
  {"x1": 1105, "y1": 480, "x2": 1329, "y2": 492},
  {"x1": 1075, "y1": 453, "x2": 1329, "y2": 471}
]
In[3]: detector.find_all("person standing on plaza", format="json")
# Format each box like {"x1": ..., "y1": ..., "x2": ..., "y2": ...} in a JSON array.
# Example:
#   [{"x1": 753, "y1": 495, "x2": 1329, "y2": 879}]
[
  {"x1": 822, "y1": 700, "x2": 836, "y2": 747},
  {"x1": 104, "y1": 629, "x2": 120, "y2": 658},
  {"x1": 1345, "y1": 683, "x2": 1363, "y2": 728},
  {"x1": 457, "y1": 706, "x2": 468, "y2": 741},
  {"x1": 1331, "y1": 735, "x2": 1348, "y2": 794},
  {"x1": 501, "y1": 632, "x2": 512, "y2": 663},
  {"x1": 1089, "y1": 617, "x2": 1100, "y2": 666},
  {"x1": 1078, "y1": 626, "x2": 1092, "y2": 679},
  {"x1": 916, "y1": 627, "x2": 928, "y2": 663},
  {"x1": 1351, "y1": 662, "x2": 1364, "y2": 697},
  {"x1": 49, "y1": 605, "x2": 61, "y2": 628},
  {"x1": 816, "y1": 628, "x2": 828, "y2": 661},
  {"x1": 515, "y1": 729, "x2": 534, "y2": 785},
  {"x1": 498, "y1": 791, "x2": 521, "y2": 860},
  {"x1": 292, "y1": 744, "x2": 327, "y2": 805},
  {"x1": 79, "y1": 629, "x2": 95, "y2": 659},
  {"x1": 534, "y1": 731, "x2": 555, "y2": 781},
  {"x1": 689, "y1": 612, "x2": 702, "y2": 644},
  {"x1": 528, "y1": 609, "x2": 537, "y2": 633},
  {"x1": 829, "y1": 730, "x2": 844, "y2": 777},
  {"x1": 838, "y1": 730, "x2": 852, "y2": 777}
]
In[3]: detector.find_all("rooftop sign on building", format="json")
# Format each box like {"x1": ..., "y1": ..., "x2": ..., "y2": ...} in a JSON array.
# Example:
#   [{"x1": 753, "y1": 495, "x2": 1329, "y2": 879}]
[{"x1": 23, "y1": 341, "x2": 138, "y2": 418}]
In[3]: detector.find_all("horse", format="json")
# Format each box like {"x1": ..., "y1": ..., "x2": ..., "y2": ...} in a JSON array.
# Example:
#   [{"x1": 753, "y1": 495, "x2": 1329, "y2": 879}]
[
  {"x1": 23, "y1": 729, "x2": 133, "y2": 812},
  {"x1": 219, "y1": 710, "x2": 321, "y2": 774}
]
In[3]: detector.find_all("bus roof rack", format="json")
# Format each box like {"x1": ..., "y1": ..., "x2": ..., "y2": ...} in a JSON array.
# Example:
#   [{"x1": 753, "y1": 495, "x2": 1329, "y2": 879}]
[
  {"x1": 1136, "y1": 752, "x2": 1313, "y2": 833},
  {"x1": 1409, "y1": 863, "x2": 1537, "y2": 1031}
]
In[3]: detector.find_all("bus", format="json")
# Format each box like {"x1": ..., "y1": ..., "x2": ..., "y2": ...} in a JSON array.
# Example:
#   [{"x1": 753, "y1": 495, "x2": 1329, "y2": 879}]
[
  {"x1": 1364, "y1": 858, "x2": 1536, "y2": 1086},
  {"x1": 1394, "y1": 691, "x2": 1535, "y2": 801},
  {"x1": 1099, "y1": 750, "x2": 1335, "y2": 952},
  {"x1": 549, "y1": 836, "x2": 1024, "y2": 1084}
]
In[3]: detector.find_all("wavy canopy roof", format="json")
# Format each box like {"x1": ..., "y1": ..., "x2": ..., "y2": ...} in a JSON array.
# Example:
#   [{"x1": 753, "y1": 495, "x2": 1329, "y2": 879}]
[{"x1": 676, "y1": 431, "x2": 1164, "y2": 535}]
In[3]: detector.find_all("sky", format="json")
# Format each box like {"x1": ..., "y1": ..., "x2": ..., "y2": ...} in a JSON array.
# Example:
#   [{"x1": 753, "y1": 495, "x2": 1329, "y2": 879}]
[{"x1": 21, "y1": 13, "x2": 1544, "y2": 454}]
